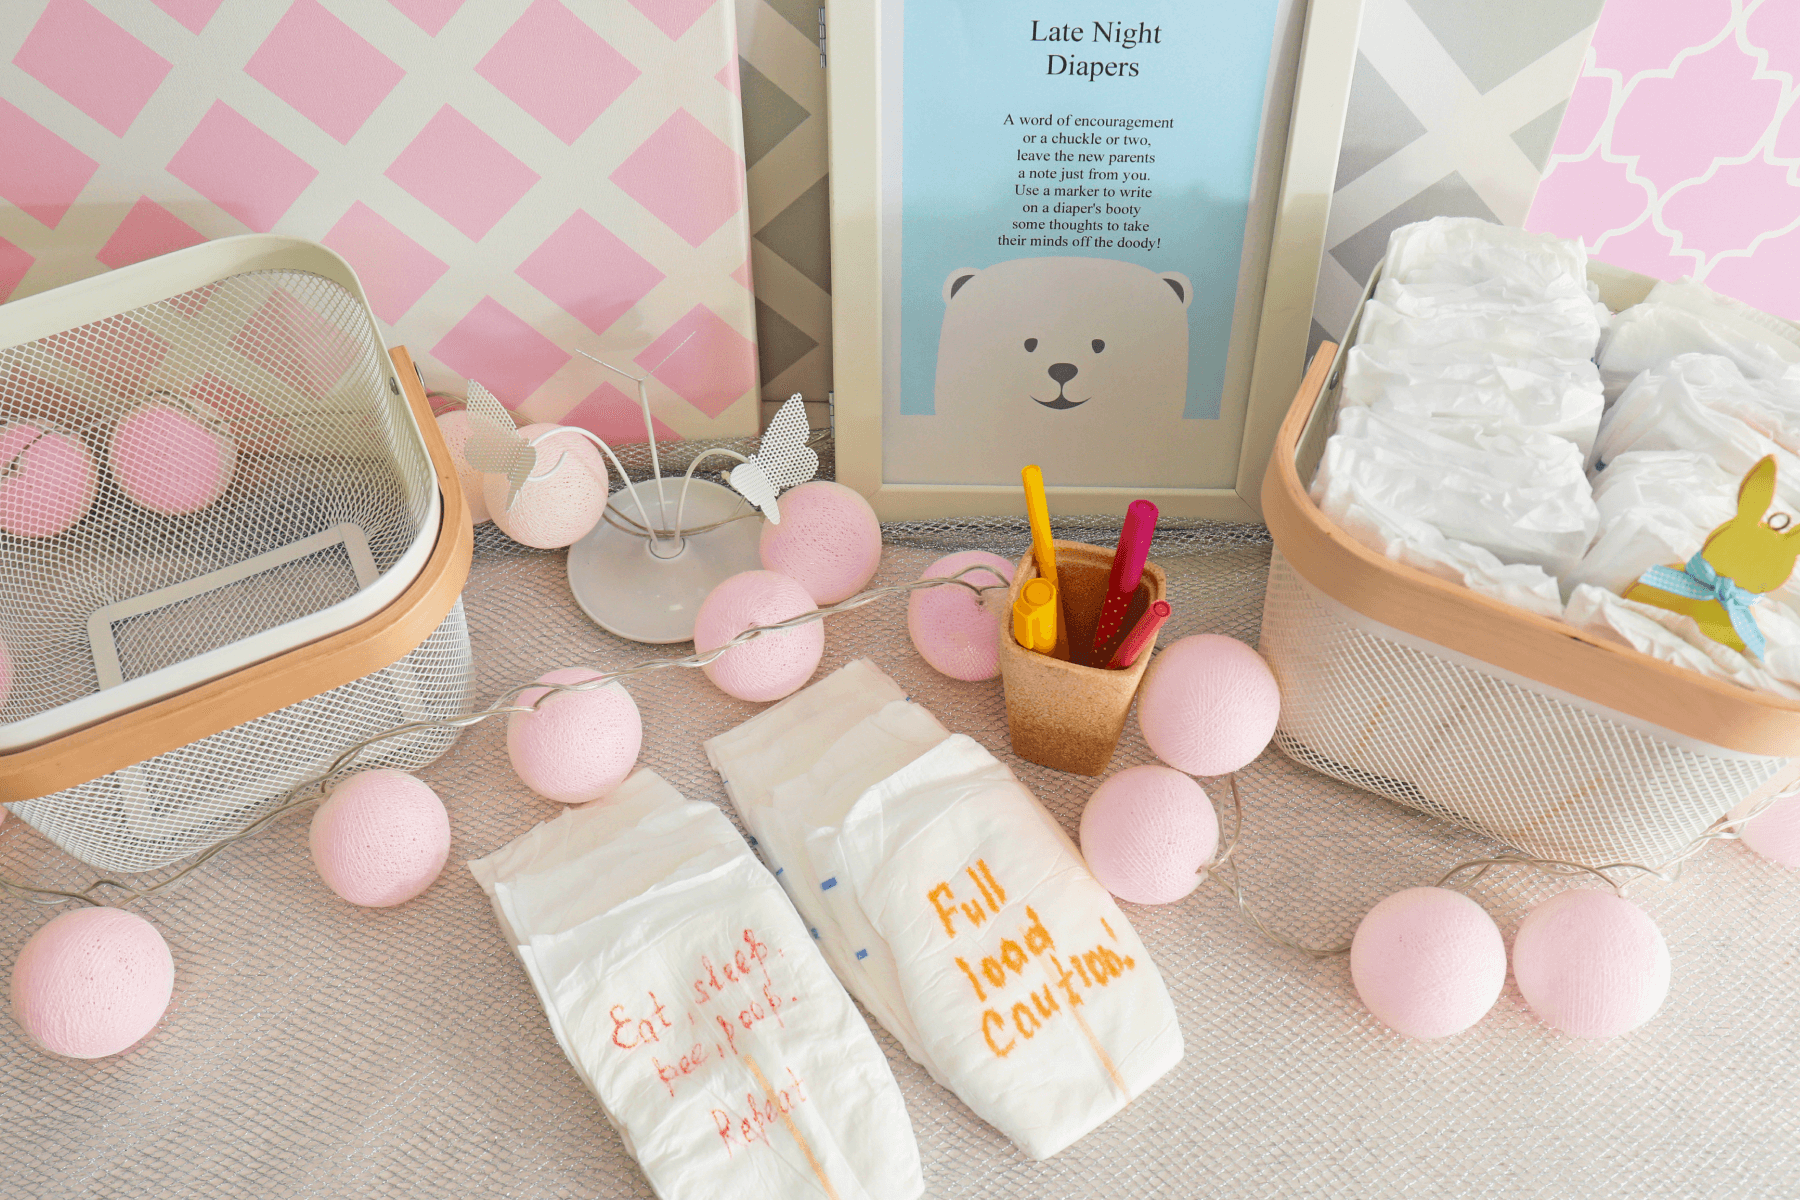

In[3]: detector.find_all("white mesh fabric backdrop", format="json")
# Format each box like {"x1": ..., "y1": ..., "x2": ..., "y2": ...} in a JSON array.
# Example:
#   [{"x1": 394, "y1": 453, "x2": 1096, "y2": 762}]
[{"x1": 3, "y1": 519, "x2": 1798, "y2": 1197}]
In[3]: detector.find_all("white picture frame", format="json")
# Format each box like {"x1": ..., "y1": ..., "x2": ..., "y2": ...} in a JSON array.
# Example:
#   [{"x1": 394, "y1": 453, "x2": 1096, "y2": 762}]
[{"x1": 827, "y1": 0, "x2": 1364, "y2": 520}]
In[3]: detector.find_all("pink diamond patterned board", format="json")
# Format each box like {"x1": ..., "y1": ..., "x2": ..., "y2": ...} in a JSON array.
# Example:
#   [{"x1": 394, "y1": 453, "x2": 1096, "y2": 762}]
[{"x1": 0, "y1": 0, "x2": 761, "y2": 441}]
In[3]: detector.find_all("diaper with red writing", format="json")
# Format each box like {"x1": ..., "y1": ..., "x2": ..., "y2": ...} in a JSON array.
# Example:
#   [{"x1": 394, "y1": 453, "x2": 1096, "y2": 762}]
[
  {"x1": 469, "y1": 768, "x2": 923, "y2": 1200},
  {"x1": 706, "y1": 661, "x2": 1184, "y2": 1161}
]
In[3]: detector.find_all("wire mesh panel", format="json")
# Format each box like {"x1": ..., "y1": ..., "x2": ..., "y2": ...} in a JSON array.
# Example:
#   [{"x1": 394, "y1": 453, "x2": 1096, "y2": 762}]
[
  {"x1": 0, "y1": 268, "x2": 434, "y2": 744},
  {"x1": 9, "y1": 603, "x2": 473, "y2": 874},
  {"x1": 1260, "y1": 550, "x2": 1790, "y2": 866}
]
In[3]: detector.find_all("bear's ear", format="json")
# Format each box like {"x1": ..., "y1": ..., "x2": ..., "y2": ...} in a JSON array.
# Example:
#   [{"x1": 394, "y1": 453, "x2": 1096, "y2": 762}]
[
  {"x1": 1159, "y1": 272, "x2": 1193, "y2": 308},
  {"x1": 943, "y1": 268, "x2": 982, "y2": 303}
]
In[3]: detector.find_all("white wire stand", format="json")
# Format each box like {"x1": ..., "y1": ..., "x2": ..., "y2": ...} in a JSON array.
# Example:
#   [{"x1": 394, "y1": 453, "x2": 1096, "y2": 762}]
[{"x1": 563, "y1": 352, "x2": 764, "y2": 644}]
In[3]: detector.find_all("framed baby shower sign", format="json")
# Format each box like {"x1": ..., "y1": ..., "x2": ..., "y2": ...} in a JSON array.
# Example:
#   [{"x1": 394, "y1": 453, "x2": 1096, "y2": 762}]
[{"x1": 827, "y1": 0, "x2": 1364, "y2": 519}]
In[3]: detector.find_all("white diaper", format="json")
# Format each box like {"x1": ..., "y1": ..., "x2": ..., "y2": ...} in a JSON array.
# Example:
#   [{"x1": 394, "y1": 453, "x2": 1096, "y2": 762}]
[
  {"x1": 1322, "y1": 492, "x2": 1565, "y2": 617},
  {"x1": 470, "y1": 769, "x2": 924, "y2": 1200},
  {"x1": 1382, "y1": 215, "x2": 1592, "y2": 299},
  {"x1": 1594, "y1": 355, "x2": 1800, "y2": 485},
  {"x1": 1339, "y1": 342, "x2": 1604, "y2": 455},
  {"x1": 1313, "y1": 406, "x2": 1598, "y2": 578},
  {"x1": 706, "y1": 662, "x2": 1184, "y2": 1161},
  {"x1": 1358, "y1": 297, "x2": 1602, "y2": 364},
  {"x1": 1564, "y1": 586, "x2": 1800, "y2": 700},
  {"x1": 1569, "y1": 451, "x2": 1742, "y2": 597},
  {"x1": 1598, "y1": 280, "x2": 1800, "y2": 398}
]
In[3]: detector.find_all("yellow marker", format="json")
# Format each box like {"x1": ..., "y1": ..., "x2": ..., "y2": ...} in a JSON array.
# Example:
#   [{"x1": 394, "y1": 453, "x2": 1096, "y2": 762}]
[
  {"x1": 1021, "y1": 464, "x2": 1066, "y2": 656},
  {"x1": 1012, "y1": 578, "x2": 1058, "y2": 653},
  {"x1": 1021, "y1": 464, "x2": 1058, "y2": 591}
]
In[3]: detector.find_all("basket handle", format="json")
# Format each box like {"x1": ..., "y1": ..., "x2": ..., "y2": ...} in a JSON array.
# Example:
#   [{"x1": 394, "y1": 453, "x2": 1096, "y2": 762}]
[{"x1": 88, "y1": 522, "x2": 379, "y2": 691}]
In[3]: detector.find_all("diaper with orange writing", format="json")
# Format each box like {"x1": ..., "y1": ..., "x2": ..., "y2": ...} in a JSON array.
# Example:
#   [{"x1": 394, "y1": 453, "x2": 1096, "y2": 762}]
[
  {"x1": 469, "y1": 769, "x2": 923, "y2": 1200},
  {"x1": 706, "y1": 662, "x2": 1183, "y2": 1161}
]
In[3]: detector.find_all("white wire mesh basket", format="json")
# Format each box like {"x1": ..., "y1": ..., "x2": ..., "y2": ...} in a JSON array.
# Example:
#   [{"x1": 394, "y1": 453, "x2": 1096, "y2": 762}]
[
  {"x1": 1258, "y1": 261, "x2": 1800, "y2": 869},
  {"x1": 0, "y1": 237, "x2": 474, "y2": 873}
]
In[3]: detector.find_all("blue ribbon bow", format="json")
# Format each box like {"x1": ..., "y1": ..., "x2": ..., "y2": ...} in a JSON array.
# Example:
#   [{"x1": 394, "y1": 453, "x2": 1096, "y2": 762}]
[{"x1": 1639, "y1": 552, "x2": 1767, "y2": 660}]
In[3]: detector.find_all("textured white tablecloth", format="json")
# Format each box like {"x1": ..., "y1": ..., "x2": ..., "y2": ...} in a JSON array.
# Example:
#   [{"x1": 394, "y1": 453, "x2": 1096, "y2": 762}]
[{"x1": 3, "y1": 520, "x2": 1797, "y2": 1198}]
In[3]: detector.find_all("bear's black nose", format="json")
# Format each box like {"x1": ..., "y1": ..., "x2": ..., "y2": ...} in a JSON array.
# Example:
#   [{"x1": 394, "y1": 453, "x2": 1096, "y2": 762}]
[{"x1": 1048, "y1": 362, "x2": 1078, "y2": 385}]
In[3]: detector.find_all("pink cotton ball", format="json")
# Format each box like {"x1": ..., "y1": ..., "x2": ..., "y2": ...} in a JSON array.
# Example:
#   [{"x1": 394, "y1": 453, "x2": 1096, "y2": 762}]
[
  {"x1": 10, "y1": 907, "x2": 174, "y2": 1058},
  {"x1": 1741, "y1": 788, "x2": 1800, "y2": 869},
  {"x1": 508, "y1": 668, "x2": 642, "y2": 803},
  {"x1": 108, "y1": 401, "x2": 236, "y2": 516},
  {"x1": 758, "y1": 481, "x2": 882, "y2": 605},
  {"x1": 309, "y1": 770, "x2": 451, "y2": 908},
  {"x1": 0, "y1": 422, "x2": 96, "y2": 538},
  {"x1": 695, "y1": 570, "x2": 823, "y2": 702},
  {"x1": 435, "y1": 409, "x2": 492, "y2": 524},
  {"x1": 1511, "y1": 889, "x2": 1670, "y2": 1039},
  {"x1": 1079, "y1": 765, "x2": 1218, "y2": 904},
  {"x1": 1137, "y1": 635, "x2": 1281, "y2": 776},
  {"x1": 908, "y1": 551, "x2": 1014, "y2": 681},
  {"x1": 1350, "y1": 887, "x2": 1506, "y2": 1038},
  {"x1": 485, "y1": 424, "x2": 608, "y2": 549}
]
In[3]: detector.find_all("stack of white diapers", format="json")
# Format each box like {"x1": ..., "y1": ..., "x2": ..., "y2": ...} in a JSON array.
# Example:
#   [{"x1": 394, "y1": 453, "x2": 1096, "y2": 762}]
[
  {"x1": 705, "y1": 659, "x2": 1184, "y2": 1162},
  {"x1": 469, "y1": 769, "x2": 924, "y2": 1200},
  {"x1": 1309, "y1": 219, "x2": 1800, "y2": 700},
  {"x1": 1314, "y1": 217, "x2": 1604, "y2": 612}
]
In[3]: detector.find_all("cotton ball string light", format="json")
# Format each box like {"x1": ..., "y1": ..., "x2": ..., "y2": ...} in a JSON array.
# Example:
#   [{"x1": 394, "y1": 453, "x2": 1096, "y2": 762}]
[
  {"x1": 1350, "y1": 887, "x2": 1505, "y2": 1038},
  {"x1": 1511, "y1": 889, "x2": 1670, "y2": 1039},
  {"x1": 0, "y1": 422, "x2": 96, "y2": 538},
  {"x1": 694, "y1": 570, "x2": 823, "y2": 702},
  {"x1": 908, "y1": 551, "x2": 1014, "y2": 681},
  {"x1": 1137, "y1": 634, "x2": 1281, "y2": 776},
  {"x1": 758, "y1": 481, "x2": 883, "y2": 605},
  {"x1": 10, "y1": 907, "x2": 174, "y2": 1058},
  {"x1": 1740, "y1": 788, "x2": 1800, "y2": 869},
  {"x1": 309, "y1": 769, "x2": 451, "y2": 907},
  {"x1": 435, "y1": 409, "x2": 492, "y2": 524},
  {"x1": 508, "y1": 668, "x2": 642, "y2": 803},
  {"x1": 1079, "y1": 765, "x2": 1218, "y2": 905},
  {"x1": 485, "y1": 424, "x2": 609, "y2": 549},
  {"x1": 107, "y1": 400, "x2": 236, "y2": 516}
]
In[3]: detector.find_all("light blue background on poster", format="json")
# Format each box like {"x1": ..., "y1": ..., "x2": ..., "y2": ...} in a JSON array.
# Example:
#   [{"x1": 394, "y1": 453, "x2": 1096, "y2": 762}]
[{"x1": 899, "y1": 0, "x2": 1280, "y2": 417}]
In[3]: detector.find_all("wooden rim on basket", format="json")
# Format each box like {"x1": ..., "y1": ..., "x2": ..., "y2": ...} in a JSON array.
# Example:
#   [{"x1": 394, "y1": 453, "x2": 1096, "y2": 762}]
[
  {"x1": 0, "y1": 346, "x2": 474, "y2": 803},
  {"x1": 1261, "y1": 344, "x2": 1800, "y2": 759}
]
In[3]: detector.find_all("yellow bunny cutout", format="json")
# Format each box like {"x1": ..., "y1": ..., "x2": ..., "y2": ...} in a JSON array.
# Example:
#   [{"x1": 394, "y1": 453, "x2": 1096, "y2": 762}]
[{"x1": 1625, "y1": 454, "x2": 1800, "y2": 659}]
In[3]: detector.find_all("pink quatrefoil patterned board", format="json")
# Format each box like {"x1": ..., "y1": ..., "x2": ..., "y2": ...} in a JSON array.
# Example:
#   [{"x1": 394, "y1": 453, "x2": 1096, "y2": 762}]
[
  {"x1": 0, "y1": 0, "x2": 761, "y2": 440},
  {"x1": 1526, "y1": 0, "x2": 1800, "y2": 322}
]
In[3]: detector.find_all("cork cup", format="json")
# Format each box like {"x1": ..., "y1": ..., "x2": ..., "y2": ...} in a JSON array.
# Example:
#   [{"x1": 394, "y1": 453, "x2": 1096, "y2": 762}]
[{"x1": 997, "y1": 539, "x2": 1167, "y2": 776}]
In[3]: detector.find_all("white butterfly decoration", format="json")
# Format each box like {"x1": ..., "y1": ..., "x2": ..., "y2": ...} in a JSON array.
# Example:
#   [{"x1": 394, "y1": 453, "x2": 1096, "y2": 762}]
[
  {"x1": 727, "y1": 394, "x2": 818, "y2": 524},
  {"x1": 459, "y1": 381, "x2": 542, "y2": 509}
]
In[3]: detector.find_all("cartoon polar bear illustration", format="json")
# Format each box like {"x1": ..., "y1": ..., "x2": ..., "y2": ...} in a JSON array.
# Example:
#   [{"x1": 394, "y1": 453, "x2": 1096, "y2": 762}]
[{"x1": 927, "y1": 256, "x2": 1192, "y2": 486}]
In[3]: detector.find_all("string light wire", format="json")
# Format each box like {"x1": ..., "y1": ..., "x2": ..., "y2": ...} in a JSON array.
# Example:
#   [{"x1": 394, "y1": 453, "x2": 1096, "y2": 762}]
[
  {"x1": 0, "y1": 567, "x2": 1007, "y2": 908},
  {"x1": 2, "y1": 566, "x2": 1784, "y2": 955}
]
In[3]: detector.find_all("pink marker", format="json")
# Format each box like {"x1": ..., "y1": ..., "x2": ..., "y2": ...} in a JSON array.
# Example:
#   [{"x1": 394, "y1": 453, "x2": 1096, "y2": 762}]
[{"x1": 1092, "y1": 499, "x2": 1158, "y2": 662}]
